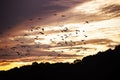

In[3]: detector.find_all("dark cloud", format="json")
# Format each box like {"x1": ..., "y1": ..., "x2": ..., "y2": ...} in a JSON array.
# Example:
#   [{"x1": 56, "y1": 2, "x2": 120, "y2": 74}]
[
  {"x1": 60, "y1": 46, "x2": 95, "y2": 50},
  {"x1": 52, "y1": 39, "x2": 118, "y2": 48},
  {"x1": 51, "y1": 39, "x2": 118, "y2": 48},
  {"x1": 84, "y1": 39, "x2": 118, "y2": 45},
  {"x1": 107, "y1": 44, "x2": 117, "y2": 49},
  {"x1": 0, "y1": 0, "x2": 89, "y2": 34},
  {"x1": 0, "y1": 51, "x2": 82, "y2": 64},
  {"x1": 0, "y1": 0, "x2": 65, "y2": 33},
  {"x1": 101, "y1": 4, "x2": 120, "y2": 17}
]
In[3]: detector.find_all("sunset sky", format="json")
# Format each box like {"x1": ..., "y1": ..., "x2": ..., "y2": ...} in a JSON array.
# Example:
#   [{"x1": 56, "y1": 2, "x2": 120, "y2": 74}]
[{"x1": 0, "y1": 0, "x2": 120, "y2": 70}]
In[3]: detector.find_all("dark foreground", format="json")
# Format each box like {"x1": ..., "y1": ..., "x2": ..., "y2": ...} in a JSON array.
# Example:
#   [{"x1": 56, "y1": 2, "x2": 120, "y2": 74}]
[{"x1": 0, "y1": 45, "x2": 120, "y2": 80}]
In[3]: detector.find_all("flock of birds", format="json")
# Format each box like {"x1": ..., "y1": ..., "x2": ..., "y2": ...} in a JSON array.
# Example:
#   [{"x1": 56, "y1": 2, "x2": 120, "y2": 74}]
[{"x1": 0, "y1": 13, "x2": 90, "y2": 58}]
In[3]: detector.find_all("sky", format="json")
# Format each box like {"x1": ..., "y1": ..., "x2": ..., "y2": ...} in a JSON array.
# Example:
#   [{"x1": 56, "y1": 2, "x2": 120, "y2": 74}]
[{"x1": 0, "y1": 0, "x2": 120, "y2": 70}]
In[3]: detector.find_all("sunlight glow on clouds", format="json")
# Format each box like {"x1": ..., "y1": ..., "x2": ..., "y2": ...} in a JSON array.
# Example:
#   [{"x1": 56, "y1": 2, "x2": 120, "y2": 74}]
[
  {"x1": 0, "y1": 0, "x2": 120, "y2": 70},
  {"x1": 73, "y1": 0, "x2": 120, "y2": 14}
]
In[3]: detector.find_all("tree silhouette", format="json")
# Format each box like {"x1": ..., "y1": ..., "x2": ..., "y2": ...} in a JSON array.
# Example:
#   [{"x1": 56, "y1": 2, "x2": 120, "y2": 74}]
[
  {"x1": 32, "y1": 62, "x2": 38, "y2": 65},
  {"x1": 0, "y1": 45, "x2": 120, "y2": 80}
]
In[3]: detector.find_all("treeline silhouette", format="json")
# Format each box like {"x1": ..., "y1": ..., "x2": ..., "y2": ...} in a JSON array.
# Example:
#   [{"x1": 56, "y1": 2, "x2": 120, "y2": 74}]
[{"x1": 0, "y1": 45, "x2": 120, "y2": 80}]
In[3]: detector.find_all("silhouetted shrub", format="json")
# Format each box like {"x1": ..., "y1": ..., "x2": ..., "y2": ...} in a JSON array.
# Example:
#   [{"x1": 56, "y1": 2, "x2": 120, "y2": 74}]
[{"x1": 32, "y1": 62, "x2": 38, "y2": 65}]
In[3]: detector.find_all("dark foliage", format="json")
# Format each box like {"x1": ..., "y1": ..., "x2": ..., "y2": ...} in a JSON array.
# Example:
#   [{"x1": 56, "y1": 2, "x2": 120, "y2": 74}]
[{"x1": 0, "y1": 45, "x2": 120, "y2": 80}]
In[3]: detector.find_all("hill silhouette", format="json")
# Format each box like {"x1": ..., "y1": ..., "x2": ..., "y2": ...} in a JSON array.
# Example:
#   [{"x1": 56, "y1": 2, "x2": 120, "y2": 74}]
[{"x1": 0, "y1": 45, "x2": 120, "y2": 80}]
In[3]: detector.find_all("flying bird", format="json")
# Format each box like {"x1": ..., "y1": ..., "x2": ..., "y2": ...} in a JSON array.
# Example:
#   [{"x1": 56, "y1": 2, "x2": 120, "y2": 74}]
[
  {"x1": 38, "y1": 18, "x2": 42, "y2": 20},
  {"x1": 85, "y1": 21, "x2": 89, "y2": 23},
  {"x1": 41, "y1": 28, "x2": 44, "y2": 31},
  {"x1": 16, "y1": 52, "x2": 21, "y2": 56},
  {"x1": 61, "y1": 15, "x2": 66, "y2": 17},
  {"x1": 29, "y1": 19, "x2": 33, "y2": 21},
  {"x1": 39, "y1": 32, "x2": 44, "y2": 35},
  {"x1": 84, "y1": 35, "x2": 87, "y2": 38},
  {"x1": 53, "y1": 13, "x2": 57, "y2": 16}
]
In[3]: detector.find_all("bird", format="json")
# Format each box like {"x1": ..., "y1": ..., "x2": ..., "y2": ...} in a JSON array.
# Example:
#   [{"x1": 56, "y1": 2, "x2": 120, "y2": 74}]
[
  {"x1": 83, "y1": 30, "x2": 85, "y2": 32},
  {"x1": 81, "y1": 40, "x2": 84, "y2": 42},
  {"x1": 64, "y1": 41, "x2": 68, "y2": 45},
  {"x1": 23, "y1": 34, "x2": 29, "y2": 37},
  {"x1": 41, "y1": 28, "x2": 44, "y2": 31},
  {"x1": 61, "y1": 27, "x2": 69, "y2": 32},
  {"x1": 21, "y1": 45, "x2": 26, "y2": 48},
  {"x1": 38, "y1": 18, "x2": 42, "y2": 20},
  {"x1": 53, "y1": 13, "x2": 57, "y2": 16},
  {"x1": 39, "y1": 32, "x2": 44, "y2": 35},
  {"x1": 11, "y1": 47, "x2": 17, "y2": 50},
  {"x1": 84, "y1": 35, "x2": 87, "y2": 38},
  {"x1": 61, "y1": 51, "x2": 64, "y2": 53},
  {"x1": 35, "y1": 27, "x2": 40, "y2": 30},
  {"x1": 64, "y1": 34, "x2": 69, "y2": 38},
  {"x1": 34, "y1": 36, "x2": 39, "y2": 40},
  {"x1": 16, "y1": 52, "x2": 21, "y2": 56},
  {"x1": 76, "y1": 50, "x2": 80, "y2": 53},
  {"x1": 57, "y1": 54, "x2": 61, "y2": 56},
  {"x1": 76, "y1": 30, "x2": 80, "y2": 32},
  {"x1": 29, "y1": 19, "x2": 33, "y2": 21},
  {"x1": 61, "y1": 15, "x2": 66, "y2": 17},
  {"x1": 30, "y1": 29, "x2": 33, "y2": 32},
  {"x1": 85, "y1": 21, "x2": 89, "y2": 23}
]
